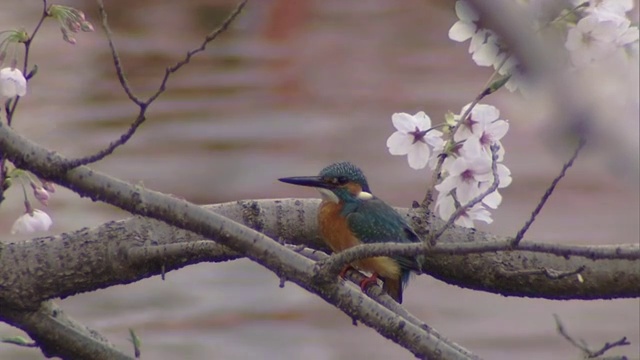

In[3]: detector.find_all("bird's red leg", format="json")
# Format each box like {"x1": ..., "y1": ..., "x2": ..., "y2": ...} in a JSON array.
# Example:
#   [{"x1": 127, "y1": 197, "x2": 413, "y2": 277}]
[
  {"x1": 337, "y1": 266, "x2": 380, "y2": 292},
  {"x1": 359, "y1": 272, "x2": 380, "y2": 291},
  {"x1": 339, "y1": 264, "x2": 356, "y2": 279}
]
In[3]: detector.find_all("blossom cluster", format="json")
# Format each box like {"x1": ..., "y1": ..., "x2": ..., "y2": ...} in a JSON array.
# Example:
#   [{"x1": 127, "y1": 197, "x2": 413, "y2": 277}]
[
  {"x1": 47, "y1": 5, "x2": 94, "y2": 45},
  {"x1": 448, "y1": 0, "x2": 639, "y2": 93},
  {"x1": 2, "y1": 5, "x2": 93, "y2": 235},
  {"x1": 565, "y1": 0, "x2": 639, "y2": 67},
  {"x1": 387, "y1": 104, "x2": 511, "y2": 228},
  {"x1": 448, "y1": 1, "x2": 525, "y2": 92}
]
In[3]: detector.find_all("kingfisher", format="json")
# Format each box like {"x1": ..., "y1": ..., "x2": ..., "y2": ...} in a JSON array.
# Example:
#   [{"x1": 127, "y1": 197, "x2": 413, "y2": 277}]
[{"x1": 279, "y1": 161, "x2": 422, "y2": 303}]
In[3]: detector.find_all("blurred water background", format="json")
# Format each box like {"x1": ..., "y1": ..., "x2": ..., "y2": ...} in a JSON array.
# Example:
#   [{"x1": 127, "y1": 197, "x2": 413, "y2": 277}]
[{"x1": 0, "y1": 0, "x2": 638, "y2": 359}]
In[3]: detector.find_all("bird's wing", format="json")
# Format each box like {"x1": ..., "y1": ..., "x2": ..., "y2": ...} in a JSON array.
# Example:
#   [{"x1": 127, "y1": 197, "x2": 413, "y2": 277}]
[{"x1": 346, "y1": 197, "x2": 422, "y2": 272}]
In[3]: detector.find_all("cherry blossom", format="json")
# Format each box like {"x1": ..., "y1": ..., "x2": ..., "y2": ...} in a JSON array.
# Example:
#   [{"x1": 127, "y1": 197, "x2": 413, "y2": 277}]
[
  {"x1": 387, "y1": 111, "x2": 444, "y2": 169},
  {"x1": 453, "y1": 103, "x2": 502, "y2": 142},
  {"x1": 566, "y1": 15, "x2": 625, "y2": 66},
  {"x1": 435, "y1": 154, "x2": 492, "y2": 203},
  {"x1": 448, "y1": 1, "x2": 479, "y2": 43}
]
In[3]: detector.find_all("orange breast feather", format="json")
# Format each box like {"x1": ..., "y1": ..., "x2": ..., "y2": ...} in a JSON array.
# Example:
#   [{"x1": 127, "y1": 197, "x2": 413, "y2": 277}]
[
  {"x1": 318, "y1": 201, "x2": 359, "y2": 252},
  {"x1": 318, "y1": 201, "x2": 400, "y2": 279}
]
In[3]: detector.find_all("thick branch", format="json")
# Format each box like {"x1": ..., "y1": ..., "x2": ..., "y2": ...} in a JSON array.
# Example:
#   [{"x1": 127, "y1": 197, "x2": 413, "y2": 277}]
[
  {"x1": 2, "y1": 199, "x2": 638, "y2": 311},
  {"x1": 1, "y1": 301, "x2": 132, "y2": 360}
]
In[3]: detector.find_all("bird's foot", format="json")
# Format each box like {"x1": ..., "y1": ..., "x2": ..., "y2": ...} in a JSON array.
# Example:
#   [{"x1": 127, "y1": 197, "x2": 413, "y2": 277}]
[
  {"x1": 339, "y1": 265, "x2": 356, "y2": 279},
  {"x1": 359, "y1": 272, "x2": 380, "y2": 291}
]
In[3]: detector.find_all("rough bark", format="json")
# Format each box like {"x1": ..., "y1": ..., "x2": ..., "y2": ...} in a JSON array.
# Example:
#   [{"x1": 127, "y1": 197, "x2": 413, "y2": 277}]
[{"x1": 2, "y1": 199, "x2": 638, "y2": 312}]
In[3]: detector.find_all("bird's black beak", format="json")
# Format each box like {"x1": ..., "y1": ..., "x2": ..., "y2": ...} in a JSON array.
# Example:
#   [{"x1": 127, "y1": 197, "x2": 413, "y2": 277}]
[{"x1": 278, "y1": 176, "x2": 330, "y2": 189}]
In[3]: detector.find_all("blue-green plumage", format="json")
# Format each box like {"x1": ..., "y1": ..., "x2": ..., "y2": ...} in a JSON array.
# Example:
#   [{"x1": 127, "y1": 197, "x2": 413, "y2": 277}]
[
  {"x1": 318, "y1": 161, "x2": 371, "y2": 192},
  {"x1": 345, "y1": 197, "x2": 422, "y2": 281},
  {"x1": 279, "y1": 161, "x2": 422, "y2": 303}
]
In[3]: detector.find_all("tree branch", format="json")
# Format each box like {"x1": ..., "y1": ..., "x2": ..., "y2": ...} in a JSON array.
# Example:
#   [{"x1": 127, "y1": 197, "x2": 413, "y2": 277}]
[
  {"x1": 1, "y1": 301, "x2": 133, "y2": 360},
  {"x1": 512, "y1": 138, "x2": 586, "y2": 246},
  {"x1": 2, "y1": 198, "x2": 638, "y2": 312}
]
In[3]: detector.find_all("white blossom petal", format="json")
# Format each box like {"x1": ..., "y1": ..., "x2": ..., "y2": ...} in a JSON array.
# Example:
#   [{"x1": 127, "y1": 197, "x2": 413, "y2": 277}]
[
  {"x1": 407, "y1": 142, "x2": 431, "y2": 169},
  {"x1": 472, "y1": 104, "x2": 500, "y2": 122},
  {"x1": 486, "y1": 120, "x2": 509, "y2": 141},
  {"x1": 617, "y1": 26, "x2": 639, "y2": 45},
  {"x1": 457, "y1": 181, "x2": 481, "y2": 204},
  {"x1": 455, "y1": 0, "x2": 479, "y2": 22},
  {"x1": 435, "y1": 194, "x2": 455, "y2": 220},
  {"x1": 425, "y1": 130, "x2": 445, "y2": 148},
  {"x1": 472, "y1": 40, "x2": 500, "y2": 66},
  {"x1": 455, "y1": 214, "x2": 475, "y2": 228},
  {"x1": 435, "y1": 175, "x2": 458, "y2": 196},
  {"x1": 413, "y1": 111, "x2": 432, "y2": 130},
  {"x1": 0, "y1": 68, "x2": 27, "y2": 98},
  {"x1": 469, "y1": 29, "x2": 490, "y2": 54},
  {"x1": 387, "y1": 132, "x2": 413, "y2": 155},
  {"x1": 497, "y1": 163, "x2": 512, "y2": 188},
  {"x1": 392, "y1": 113, "x2": 418, "y2": 132},
  {"x1": 449, "y1": 21, "x2": 477, "y2": 42},
  {"x1": 467, "y1": 205, "x2": 493, "y2": 224},
  {"x1": 461, "y1": 135, "x2": 483, "y2": 157},
  {"x1": 482, "y1": 188, "x2": 502, "y2": 209}
]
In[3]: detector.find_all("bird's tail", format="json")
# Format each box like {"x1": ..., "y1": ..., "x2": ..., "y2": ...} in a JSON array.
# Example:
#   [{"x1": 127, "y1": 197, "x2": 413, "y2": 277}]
[{"x1": 383, "y1": 277, "x2": 403, "y2": 304}]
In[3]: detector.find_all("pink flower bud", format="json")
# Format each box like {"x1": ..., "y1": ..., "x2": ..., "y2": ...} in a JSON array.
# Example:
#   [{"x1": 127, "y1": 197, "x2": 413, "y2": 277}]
[
  {"x1": 41, "y1": 181, "x2": 56, "y2": 193},
  {"x1": 62, "y1": 29, "x2": 77, "y2": 45},
  {"x1": 72, "y1": 9, "x2": 86, "y2": 21},
  {"x1": 31, "y1": 182, "x2": 50, "y2": 206},
  {"x1": 81, "y1": 21, "x2": 94, "y2": 32},
  {"x1": 65, "y1": 18, "x2": 81, "y2": 33},
  {"x1": 66, "y1": 36, "x2": 77, "y2": 45},
  {"x1": 11, "y1": 209, "x2": 53, "y2": 234}
]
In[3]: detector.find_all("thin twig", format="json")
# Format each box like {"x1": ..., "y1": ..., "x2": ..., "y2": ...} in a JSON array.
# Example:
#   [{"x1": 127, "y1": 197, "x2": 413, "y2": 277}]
[
  {"x1": 512, "y1": 138, "x2": 586, "y2": 246},
  {"x1": 147, "y1": 0, "x2": 248, "y2": 104},
  {"x1": 554, "y1": 314, "x2": 630, "y2": 358},
  {"x1": 58, "y1": 0, "x2": 248, "y2": 170},
  {"x1": 95, "y1": 0, "x2": 143, "y2": 105},
  {"x1": 319, "y1": 237, "x2": 639, "y2": 277}
]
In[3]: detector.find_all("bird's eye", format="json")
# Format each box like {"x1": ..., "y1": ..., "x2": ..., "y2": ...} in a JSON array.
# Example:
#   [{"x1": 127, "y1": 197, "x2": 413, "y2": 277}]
[
  {"x1": 336, "y1": 176, "x2": 348, "y2": 185},
  {"x1": 326, "y1": 176, "x2": 348, "y2": 185}
]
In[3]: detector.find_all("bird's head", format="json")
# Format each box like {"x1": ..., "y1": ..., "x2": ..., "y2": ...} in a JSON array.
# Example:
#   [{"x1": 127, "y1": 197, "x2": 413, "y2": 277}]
[{"x1": 279, "y1": 161, "x2": 372, "y2": 203}]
